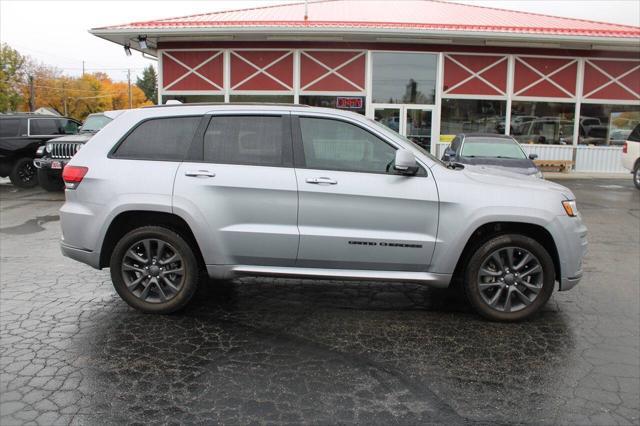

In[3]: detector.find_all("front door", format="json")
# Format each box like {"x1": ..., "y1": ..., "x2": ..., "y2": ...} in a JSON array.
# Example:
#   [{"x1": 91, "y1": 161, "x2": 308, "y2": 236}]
[
  {"x1": 173, "y1": 113, "x2": 299, "y2": 267},
  {"x1": 374, "y1": 106, "x2": 434, "y2": 152},
  {"x1": 292, "y1": 114, "x2": 439, "y2": 272}
]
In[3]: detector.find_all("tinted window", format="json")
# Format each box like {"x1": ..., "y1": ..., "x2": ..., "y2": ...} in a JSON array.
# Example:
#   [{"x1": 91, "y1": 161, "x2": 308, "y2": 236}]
[
  {"x1": 629, "y1": 124, "x2": 640, "y2": 142},
  {"x1": 204, "y1": 116, "x2": 288, "y2": 167},
  {"x1": 60, "y1": 119, "x2": 79, "y2": 134},
  {"x1": 299, "y1": 117, "x2": 396, "y2": 174},
  {"x1": 114, "y1": 116, "x2": 201, "y2": 161},
  {"x1": 30, "y1": 118, "x2": 62, "y2": 135},
  {"x1": 0, "y1": 119, "x2": 21, "y2": 137}
]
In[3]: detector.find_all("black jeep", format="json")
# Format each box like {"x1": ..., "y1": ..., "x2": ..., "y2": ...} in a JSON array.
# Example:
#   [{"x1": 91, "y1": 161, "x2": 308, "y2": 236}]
[
  {"x1": 0, "y1": 114, "x2": 81, "y2": 187},
  {"x1": 34, "y1": 111, "x2": 120, "y2": 191}
]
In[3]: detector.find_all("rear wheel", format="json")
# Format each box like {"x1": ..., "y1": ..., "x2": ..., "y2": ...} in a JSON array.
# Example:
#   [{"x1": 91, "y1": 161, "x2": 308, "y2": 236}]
[
  {"x1": 110, "y1": 226, "x2": 199, "y2": 314},
  {"x1": 633, "y1": 164, "x2": 640, "y2": 190},
  {"x1": 9, "y1": 157, "x2": 38, "y2": 188},
  {"x1": 37, "y1": 168, "x2": 64, "y2": 192},
  {"x1": 464, "y1": 234, "x2": 555, "y2": 322}
]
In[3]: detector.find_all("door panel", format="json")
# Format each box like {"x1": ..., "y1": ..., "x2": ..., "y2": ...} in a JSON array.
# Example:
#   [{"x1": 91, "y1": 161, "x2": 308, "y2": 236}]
[
  {"x1": 172, "y1": 113, "x2": 299, "y2": 267},
  {"x1": 174, "y1": 163, "x2": 299, "y2": 266},
  {"x1": 293, "y1": 115, "x2": 439, "y2": 272},
  {"x1": 295, "y1": 169, "x2": 438, "y2": 271}
]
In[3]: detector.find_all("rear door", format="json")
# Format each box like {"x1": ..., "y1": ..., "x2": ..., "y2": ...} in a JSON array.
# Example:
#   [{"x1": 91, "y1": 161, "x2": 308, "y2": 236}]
[
  {"x1": 292, "y1": 114, "x2": 439, "y2": 272},
  {"x1": 173, "y1": 112, "x2": 299, "y2": 267}
]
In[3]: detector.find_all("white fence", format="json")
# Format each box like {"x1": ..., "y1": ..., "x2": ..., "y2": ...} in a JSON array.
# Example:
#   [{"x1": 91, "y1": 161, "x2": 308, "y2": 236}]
[{"x1": 435, "y1": 142, "x2": 626, "y2": 173}]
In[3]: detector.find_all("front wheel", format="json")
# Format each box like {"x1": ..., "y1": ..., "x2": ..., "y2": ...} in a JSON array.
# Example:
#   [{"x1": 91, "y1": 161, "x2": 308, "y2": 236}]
[
  {"x1": 464, "y1": 234, "x2": 555, "y2": 322},
  {"x1": 110, "y1": 226, "x2": 199, "y2": 314},
  {"x1": 9, "y1": 157, "x2": 38, "y2": 188},
  {"x1": 633, "y1": 164, "x2": 640, "y2": 190}
]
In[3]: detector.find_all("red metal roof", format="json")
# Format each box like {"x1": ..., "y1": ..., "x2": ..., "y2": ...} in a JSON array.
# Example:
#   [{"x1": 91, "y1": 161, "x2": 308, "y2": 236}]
[{"x1": 96, "y1": 0, "x2": 640, "y2": 39}]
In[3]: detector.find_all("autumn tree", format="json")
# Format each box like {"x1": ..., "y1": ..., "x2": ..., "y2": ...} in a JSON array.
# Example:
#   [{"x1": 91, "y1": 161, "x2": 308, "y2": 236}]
[{"x1": 0, "y1": 43, "x2": 28, "y2": 112}]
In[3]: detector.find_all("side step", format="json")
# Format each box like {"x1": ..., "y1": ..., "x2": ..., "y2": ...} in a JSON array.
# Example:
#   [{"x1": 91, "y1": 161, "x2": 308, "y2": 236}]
[{"x1": 207, "y1": 265, "x2": 451, "y2": 287}]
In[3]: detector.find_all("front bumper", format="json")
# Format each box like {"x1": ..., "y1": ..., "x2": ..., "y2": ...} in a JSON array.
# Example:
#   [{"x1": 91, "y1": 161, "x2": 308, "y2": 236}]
[
  {"x1": 547, "y1": 214, "x2": 588, "y2": 291},
  {"x1": 33, "y1": 158, "x2": 69, "y2": 170}
]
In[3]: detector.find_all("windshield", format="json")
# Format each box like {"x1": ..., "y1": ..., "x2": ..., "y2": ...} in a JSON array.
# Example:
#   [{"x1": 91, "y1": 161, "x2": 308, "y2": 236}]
[
  {"x1": 368, "y1": 118, "x2": 444, "y2": 166},
  {"x1": 461, "y1": 137, "x2": 526, "y2": 159},
  {"x1": 81, "y1": 114, "x2": 112, "y2": 132}
]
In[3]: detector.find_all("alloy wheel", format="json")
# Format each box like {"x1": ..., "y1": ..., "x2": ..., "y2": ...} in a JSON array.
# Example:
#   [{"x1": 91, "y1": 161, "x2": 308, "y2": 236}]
[
  {"x1": 121, "y1": 238, "x2": 185, "y2": 303},
  {"x1": 477, "y1": 246, "x2": 544, "y2": 313},
  {"x1": 18, "y1": 162, "x2": 36, "y2": 184}
]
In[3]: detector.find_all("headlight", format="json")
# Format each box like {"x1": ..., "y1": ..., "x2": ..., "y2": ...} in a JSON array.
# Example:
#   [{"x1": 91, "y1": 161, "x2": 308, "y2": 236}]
[
  {"x1": 36, "y1": 146, "x2": 46, "y2": 156},
  {"x1": 46, "y1": 143, "x2": 53, "y2": 152},
  {"x1": 562, "y1": 200, "x2": 578, "y2": 217}
]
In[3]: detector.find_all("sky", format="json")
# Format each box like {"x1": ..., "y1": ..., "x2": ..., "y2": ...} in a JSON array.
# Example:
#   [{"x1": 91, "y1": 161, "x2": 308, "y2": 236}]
[{"x1": 1, "y1": 0, "x2": 639, "y2": 82}]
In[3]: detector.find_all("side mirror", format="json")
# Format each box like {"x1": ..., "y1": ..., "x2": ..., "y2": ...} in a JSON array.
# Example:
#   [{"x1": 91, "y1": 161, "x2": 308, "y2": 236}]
[
  {"x1": 394, "y1": 149, "x2": 419, "y2": 175},
  {"x1": 528, "y1": 153, "x2": 538, "y2": 160},
  {"x1": 442, "y1": 148, "x2": 456, "y2": 162}
]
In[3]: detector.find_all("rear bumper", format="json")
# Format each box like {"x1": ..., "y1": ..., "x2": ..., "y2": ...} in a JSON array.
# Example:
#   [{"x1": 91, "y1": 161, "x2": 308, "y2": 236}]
[{"x1": 60, "y1": 241, "x2": 100, "y2": 269}]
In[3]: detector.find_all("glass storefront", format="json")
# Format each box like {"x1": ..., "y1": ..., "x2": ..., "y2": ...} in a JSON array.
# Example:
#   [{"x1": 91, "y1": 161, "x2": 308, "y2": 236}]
[
  {"x1": 371, "y1": 52, "x2": 437, "y2": 104},
  {"x1": 229, "y1": 95, "x2": 295, "y2": 103},
  {"x1": 579, "y1": 104, "x2": 640, "y2": 146},
  {"x1": 441, "y1": 99, "x2": 507, "y2": 137},
  {"x1": 299, "y1": 95, "x2": 366, "y2": 115},
  {"x1": 511, "y1": 101, "x2": 575, "y2": 145}
]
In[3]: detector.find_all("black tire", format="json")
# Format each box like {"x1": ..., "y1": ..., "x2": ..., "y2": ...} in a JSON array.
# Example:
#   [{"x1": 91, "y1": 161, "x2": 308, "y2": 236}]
[
  {"x1": 110, "y1": 226, "x2": 199, "y2": 314},
  {"x1": 37, "y1": 168, "x2": 64, "y2": 192},
  {"x1": 464, "y1": 234, "x2": 555, "y2": 322},
  {"x1": 9, "y1": 157, "x2": 38, "y2": 188},
  {"x1": 633, "y1": 164, "x2": 640, "y2": 190}
]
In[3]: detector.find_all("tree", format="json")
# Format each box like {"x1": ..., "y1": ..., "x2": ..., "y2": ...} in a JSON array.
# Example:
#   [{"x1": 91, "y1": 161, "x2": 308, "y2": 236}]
[
  {"x1": 136, "y1": 65, "x2": 157, "y2": 104},
  {"x1": 0, "y1": 43, "x2": 27, "y2": 112}
]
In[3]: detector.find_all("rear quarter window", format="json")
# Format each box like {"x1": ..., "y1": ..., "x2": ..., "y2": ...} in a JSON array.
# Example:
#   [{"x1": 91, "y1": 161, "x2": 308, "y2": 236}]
[
  {"x1": 113, "y1": 116, "x2": 202, "y2": 161},
  {"x1": 0, "y1": 119, "x2": 22, "y2": 137},
  {"x1": 629, "y1": 124, "x2": 640, "y2": 142},
  {"x1": 29, "y1": 118, "x2": 63, "y2": 135}
]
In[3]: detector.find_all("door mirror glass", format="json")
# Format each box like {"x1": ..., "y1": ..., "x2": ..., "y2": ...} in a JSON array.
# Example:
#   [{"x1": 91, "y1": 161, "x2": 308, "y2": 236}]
[
  {"x1": 394, "y1": 149, "x2": 418, "y2": 175},
  {"x1": 442, "y1": 147, "x2": 456, "y2": 162},
  {"x1": 528, "y1": 153, "x2": 538, "y2": 160}
]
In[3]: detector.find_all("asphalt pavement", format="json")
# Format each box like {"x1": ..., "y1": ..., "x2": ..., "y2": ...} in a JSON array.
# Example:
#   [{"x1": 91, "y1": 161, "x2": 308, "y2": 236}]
[{"x1": 0, "y1": 177, "x2": 638, "y2": 425}]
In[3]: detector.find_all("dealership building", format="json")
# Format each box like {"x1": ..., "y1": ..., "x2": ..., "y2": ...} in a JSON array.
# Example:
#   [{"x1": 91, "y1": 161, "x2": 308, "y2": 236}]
[{"x1": 91, "y1": 0, "x2": 640, "y2": 172}]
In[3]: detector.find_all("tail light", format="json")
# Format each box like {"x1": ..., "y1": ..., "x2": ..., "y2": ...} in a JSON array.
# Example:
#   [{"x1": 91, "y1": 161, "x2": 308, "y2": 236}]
[
  {"x1": 622, "y1": 142, "x2": 628, "y2": 154},
  {"x1": 62, "y1": 166, "x2": 88, "y2": 189}
]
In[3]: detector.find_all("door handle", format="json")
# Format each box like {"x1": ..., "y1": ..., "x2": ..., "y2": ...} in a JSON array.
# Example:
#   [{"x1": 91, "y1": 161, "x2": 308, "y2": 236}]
[
  {"x1": 306, "y1": 177, "x2": 337, "y2": 185},
  {"x1": 184, "y1": 170, "x2": 216, "y2": 178}
]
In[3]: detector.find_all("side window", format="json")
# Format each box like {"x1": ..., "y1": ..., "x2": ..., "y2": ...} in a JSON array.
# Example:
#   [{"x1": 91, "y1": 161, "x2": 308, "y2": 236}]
[
  {"x1": 0, "y1": 119, "x2": 21, "y2": 137},
  {"x1": 204, "y1": 115, "x2": 289, "y2": 167},
  {"x1": 60, "y1": 119, "x2": 79, "y2": 134},
  {"x1": 114, "y1": 116, "x2": 201, "y2": 161},
  {"x1": 30, "y1": 119, "x2": 62, "y2": 135},
  {"x1": 299, "y1": 117, "x2": 396, "y2": 174}
]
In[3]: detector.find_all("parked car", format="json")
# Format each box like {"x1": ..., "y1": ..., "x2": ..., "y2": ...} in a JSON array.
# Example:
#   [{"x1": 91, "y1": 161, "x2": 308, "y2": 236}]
[
  {"x1": 515, "y1": 119, "x2": 575, "y2": 145},
  {"x1": 34, "y1": 111, "x2": 122, "y2": 191},
  {"x1": 621, "y1": 123, "x2": 640, "y2": 189},
  {"x1": 60, "y1": 104, "x2": 587, "y2": 322},
  {"x1": 442, "y1": 133, "x2": 543, "y2": 178},
  {"x1": 0, "y1": 114, "x2": 80, "y2": 187},
  {"x1": 510, "y1": 115, "x2": 537, "y2": 135}
]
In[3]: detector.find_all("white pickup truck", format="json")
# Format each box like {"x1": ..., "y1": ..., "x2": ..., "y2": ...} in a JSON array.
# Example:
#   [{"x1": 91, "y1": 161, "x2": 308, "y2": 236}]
[{"x1": 621, "y1": 124, "x2": 640, "y2": 190}]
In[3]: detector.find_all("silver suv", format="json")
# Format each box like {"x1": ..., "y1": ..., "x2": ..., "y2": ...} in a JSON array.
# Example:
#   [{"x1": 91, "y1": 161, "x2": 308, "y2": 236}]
[{"x1": 60, "y1": 104, "x2": 588, "y2": 321}]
